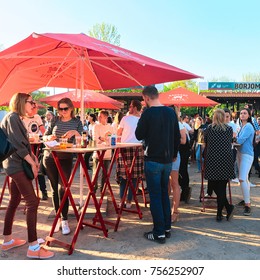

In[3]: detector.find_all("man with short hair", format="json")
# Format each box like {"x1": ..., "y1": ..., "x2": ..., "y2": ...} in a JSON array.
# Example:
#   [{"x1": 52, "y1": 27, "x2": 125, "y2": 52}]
[
  {"x1": 135, "y1": 86, "x2": 180, "y2": 244},
  {"x1": 116, "y1": 100, "x2": 143, "y2": 208}
]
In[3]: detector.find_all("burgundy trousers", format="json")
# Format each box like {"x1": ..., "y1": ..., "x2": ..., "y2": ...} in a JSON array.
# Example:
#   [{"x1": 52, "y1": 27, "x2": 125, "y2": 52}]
[{"x1": 3, "y1": 171, "x2": 39, "y2": 243}]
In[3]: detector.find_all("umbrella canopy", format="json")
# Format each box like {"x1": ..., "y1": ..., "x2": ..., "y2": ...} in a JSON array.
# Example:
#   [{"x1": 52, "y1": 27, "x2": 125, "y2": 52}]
[
  {"x1": 0, "y1": 32, "x2": 201, "y2": 104},
  {"x1": 159, "y1": 87, "x2": 219, "y2": 107},
  {"x1": 39, "y1": 90, "x2": 124, "y2": 110}
]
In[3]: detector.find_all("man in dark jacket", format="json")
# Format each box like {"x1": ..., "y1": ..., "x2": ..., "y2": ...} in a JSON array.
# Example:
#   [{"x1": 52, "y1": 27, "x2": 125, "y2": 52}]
[{"x1": 135, "y1": 85, "x2": 180, "y2": 244}]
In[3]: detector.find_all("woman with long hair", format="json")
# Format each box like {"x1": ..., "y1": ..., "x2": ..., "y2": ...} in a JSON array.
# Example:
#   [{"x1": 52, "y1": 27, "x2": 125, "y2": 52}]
[
  {"x1": 169, "y1": 107, "x2": 186, "y2": 223},
  {"x1": 1, "y1": 93, "x2": 54, "y2": 259},
  {"x1": 236, "y1": 108, "x2": 255, "y2": 215},
  {"x1": 43, "y1": 98, "x2": 83, "y2": 234},
  {"x1": 193, "y1": 116, "x2": 206, "y2": 172},
  {"x1": 204, "y1": 109, "x2": 235, "y2": 221}
]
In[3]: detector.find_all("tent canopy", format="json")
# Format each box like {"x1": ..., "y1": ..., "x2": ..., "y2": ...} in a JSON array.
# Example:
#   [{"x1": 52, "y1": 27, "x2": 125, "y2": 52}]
[
  {"x1": 39, "y1": 90, "x2": 124, "y2": 110},
  {"x1": 159, "y1": 87, "x2": 219, "y2": 107}
]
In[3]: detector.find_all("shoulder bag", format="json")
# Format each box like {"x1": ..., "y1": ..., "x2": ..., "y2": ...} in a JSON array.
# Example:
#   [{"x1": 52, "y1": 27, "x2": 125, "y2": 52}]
[{"x1": 0, "y1": 127, "x2": 17, "y2": 163}]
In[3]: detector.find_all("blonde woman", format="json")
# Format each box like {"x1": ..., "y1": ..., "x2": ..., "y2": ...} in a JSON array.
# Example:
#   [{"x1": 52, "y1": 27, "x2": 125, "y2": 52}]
[
  {"x1": 204, "y1": 109, "x2": 235, "y2": 221},
  {"x1": 1, "y1": 93, "x2": 54, "y2": 259}
]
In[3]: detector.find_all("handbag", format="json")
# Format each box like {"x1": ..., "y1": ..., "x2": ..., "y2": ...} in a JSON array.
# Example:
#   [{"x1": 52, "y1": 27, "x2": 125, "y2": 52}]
[
  {"x1": 0, "y1": 127, "x2": 17, "y2": 163},
  {"x1": 22, "y1": 159, "x2": 34, "y2": 180},
  {"x1": 38, "y1": 153, "x2": 46, "y2": 175}
]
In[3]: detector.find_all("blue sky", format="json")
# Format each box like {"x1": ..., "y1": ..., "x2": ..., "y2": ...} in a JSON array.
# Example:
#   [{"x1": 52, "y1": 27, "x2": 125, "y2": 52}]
[{"x1": 1, "y1": 0, "x2": 260, "y2": 82}]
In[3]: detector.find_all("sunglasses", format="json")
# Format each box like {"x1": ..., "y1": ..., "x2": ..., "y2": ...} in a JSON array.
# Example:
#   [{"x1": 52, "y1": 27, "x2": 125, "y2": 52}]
[
  {"x1": 26, "y1": 100, "x2": 36, "y2": 106},
  {"x1": 58, "y1": 107, "x2": 69, "y2": 111}
]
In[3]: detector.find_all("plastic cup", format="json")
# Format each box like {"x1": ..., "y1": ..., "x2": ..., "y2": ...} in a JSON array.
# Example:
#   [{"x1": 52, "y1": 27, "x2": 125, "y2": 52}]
[
  {"x1": 75, "y1": 136, "x2": 81, "y2": 148},
  {"x1": 59, "y1": 138, "x2": 68, "y2": 149},
  {"x1": 33, "y1": 133, "x2": 40, "y2": 142}
]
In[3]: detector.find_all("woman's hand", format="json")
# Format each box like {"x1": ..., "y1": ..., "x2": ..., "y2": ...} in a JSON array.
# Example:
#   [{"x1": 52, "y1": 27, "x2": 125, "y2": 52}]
[
  {"x1": 31, "y1": 162, "x2": 39, "y2": 179},
  {"x1": 63, "y1": 130, "x2": 81, "y2": 139},
  {"x1": 43, "y1": 135, "x2": 57, "y2": 141}
]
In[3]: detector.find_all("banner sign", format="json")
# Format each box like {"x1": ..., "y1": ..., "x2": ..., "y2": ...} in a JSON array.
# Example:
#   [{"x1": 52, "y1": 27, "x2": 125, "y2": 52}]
[{"x1": 199, "y1": 82, "x2": 260, "y2": 91}]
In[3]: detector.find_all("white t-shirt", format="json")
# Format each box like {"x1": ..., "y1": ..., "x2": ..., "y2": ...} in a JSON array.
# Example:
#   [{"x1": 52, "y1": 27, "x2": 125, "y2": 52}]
[
  {"x1": 118, "y1": 115, "x2": 141, "y2": 143},
  {"x1": 92, "y1": 122, "x2": 112, "y2": 159},
  {"x1": 23, "y1": 114, "x2": 43, "y2": 134},
  {"x1": 182, "y1": 122, "x2": 192, "y2": 140},
  {"x1": 228, "y1": 121, "x2": 239, "y2": 135}
]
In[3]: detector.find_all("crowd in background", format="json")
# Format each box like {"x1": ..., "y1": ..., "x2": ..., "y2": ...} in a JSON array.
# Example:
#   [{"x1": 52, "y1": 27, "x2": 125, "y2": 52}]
[{"x1": 1, "y1": 89, "x2": 260, "y2": 255}]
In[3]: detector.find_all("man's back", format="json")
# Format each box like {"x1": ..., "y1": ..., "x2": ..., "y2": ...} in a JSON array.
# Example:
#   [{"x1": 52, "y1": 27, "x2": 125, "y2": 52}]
[
  {"x1": 120, "y1": 115, "x2": 140, "y2": 143},
  {"x1": 135, "y1": 106, "x2": 180, "y2": 163}
]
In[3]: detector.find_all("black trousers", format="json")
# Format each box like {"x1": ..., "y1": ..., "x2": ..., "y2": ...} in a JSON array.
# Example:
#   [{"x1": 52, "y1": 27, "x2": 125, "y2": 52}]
[
  {"x1": 208, "y1": 180, "x2": 231, "y2": 216},
  {"x1": 179, "y1": 144, "x2": 190, "y2": 200},
  {"x1": 43, "y1": 155, "x2": 73, "y2": 220}
]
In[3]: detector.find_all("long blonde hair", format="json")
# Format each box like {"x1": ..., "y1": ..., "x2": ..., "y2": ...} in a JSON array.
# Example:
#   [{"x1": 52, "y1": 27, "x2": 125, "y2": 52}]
[
  {"x1": 9, "y1": 92, "x2": 31, "y2": 116},
  {"x1": 212, "y1": 109, "x2": 227, "y2": 130}
]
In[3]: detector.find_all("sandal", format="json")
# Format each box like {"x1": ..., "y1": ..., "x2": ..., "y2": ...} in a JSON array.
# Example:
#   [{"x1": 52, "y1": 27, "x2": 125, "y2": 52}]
[{"x1": 171, "y1": 212, "x2": 179, "y2": 223}]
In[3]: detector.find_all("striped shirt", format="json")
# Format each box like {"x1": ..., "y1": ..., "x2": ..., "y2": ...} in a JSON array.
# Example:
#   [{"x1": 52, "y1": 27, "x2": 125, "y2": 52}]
[{"x1": 44, "y1": 116, "x2": 83, "y2": 159}]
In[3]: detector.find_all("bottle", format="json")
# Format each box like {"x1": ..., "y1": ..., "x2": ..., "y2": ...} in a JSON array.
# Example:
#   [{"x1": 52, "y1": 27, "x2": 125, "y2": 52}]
[
  {"x1": 111, "y1": 134, "x2": 116, "y2": 146},
  {"x1": 81, "y1": 131, "x2": 87, "y2": 148}
]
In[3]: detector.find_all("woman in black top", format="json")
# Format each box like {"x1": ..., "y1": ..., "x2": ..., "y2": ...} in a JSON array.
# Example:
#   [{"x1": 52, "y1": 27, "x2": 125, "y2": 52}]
[{"x1": 204, "y1": 109, "x2": 235, "y2": 221}]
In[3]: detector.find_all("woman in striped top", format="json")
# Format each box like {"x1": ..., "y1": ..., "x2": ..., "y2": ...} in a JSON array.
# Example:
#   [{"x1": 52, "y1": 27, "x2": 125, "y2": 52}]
[{"x1": 43, "y1": 98, "x2": 83, "y2": 235}]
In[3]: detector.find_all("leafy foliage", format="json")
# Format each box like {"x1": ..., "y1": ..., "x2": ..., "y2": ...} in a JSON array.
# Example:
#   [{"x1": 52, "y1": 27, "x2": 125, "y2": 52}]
[{"x1": 88, "y1": 22, "x2": 121, "y2": 46}]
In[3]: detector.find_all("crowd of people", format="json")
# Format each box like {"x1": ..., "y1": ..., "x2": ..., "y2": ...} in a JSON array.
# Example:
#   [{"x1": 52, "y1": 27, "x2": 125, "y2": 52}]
[{"x1": 0, "y1": 87, "x2": 260, "y2": 258}]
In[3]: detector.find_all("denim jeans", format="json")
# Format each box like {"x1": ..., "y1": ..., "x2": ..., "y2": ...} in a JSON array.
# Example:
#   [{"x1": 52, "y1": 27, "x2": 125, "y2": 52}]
[
  {"x1": 119, "y1": 177, "x2": 137, "y2": 202},
  {"x1": 144, "y1": 161, "x2": 172, "y2": 236}
]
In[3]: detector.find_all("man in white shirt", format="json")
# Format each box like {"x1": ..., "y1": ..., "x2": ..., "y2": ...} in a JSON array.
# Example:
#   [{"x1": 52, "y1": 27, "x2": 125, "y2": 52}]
[{"x1": 116, "y1": 100, "x2": 144, "y2": 208}]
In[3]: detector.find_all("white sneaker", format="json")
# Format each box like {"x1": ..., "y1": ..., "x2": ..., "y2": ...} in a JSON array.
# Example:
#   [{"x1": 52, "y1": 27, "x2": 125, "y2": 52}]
[
  {"x1": 126, "y1": 203, "x2": 132, "y2": 209},
  {"x1": 54, "y1": 218, "x2": 61, "y2": 233},
  {"x1": 37, "y1": 238, "x2": 45, "y2": 244},
  {"x1": 231, "y1": 178, "x2": 239, "y2": 184},
  {"x1": 61, "y1": 220, "x2": 70, "y2": 235},
  {"x1": 250, "y1": 182, "x2": 256, "y2": 188}
]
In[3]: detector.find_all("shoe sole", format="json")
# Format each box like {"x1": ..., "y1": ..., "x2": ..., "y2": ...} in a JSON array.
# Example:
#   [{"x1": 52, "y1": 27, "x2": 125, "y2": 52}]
[
  {"x1": 226, "y1": 211, "x2": 234, "y2": 221},
  {"x1": 27, "y1": 253, "x2": 54, "y2": 259},
  {"x1": 243, "y1": 212, "x2": 251, "y2": 216},
  {"x1": 144, "y1": 232, "x2": 166, "y2": 244},
  {"x1": 1, "y1": 240, "x2": 27, "y2": 251}
]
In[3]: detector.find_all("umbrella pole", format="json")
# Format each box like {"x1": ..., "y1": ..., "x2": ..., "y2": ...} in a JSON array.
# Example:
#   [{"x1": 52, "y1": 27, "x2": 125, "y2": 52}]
[{"x1": 79, "y1": 55, "x2": 85, "y2": 207}]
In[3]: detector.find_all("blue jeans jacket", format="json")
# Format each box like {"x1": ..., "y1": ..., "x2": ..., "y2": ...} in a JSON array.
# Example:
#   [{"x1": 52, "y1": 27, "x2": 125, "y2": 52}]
[{"x1": 144, "y1": 161, "x2": 172, "y2": 236}]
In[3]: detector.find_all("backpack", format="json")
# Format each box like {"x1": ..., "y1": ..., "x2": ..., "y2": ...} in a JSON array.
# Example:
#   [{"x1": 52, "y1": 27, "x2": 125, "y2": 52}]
[{"x1": 0, "y1": 127, "x2": 16, "y2": 163}]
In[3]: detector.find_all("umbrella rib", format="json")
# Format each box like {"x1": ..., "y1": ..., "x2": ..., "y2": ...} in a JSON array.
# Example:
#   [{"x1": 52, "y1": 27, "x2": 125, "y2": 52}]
[{"x1": 90, "y1": 59, "x2": 143, "y2": 86}]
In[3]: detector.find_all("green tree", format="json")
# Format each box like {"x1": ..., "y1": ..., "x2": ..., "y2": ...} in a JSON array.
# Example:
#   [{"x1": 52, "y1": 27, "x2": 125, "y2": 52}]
[
  {"x1": 242, "y1": 73, "x2": 260, "y2": 82},
  {"x1": 88, "y1": 22, "x2": 121, "y2": 46}
]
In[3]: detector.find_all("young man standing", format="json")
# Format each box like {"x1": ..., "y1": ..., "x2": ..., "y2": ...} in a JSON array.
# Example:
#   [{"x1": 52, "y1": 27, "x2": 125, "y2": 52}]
[
  {"x1": 135, "y1": 86, "x2": 180, "y2": 244},
  {"x1": 116, "y1": 100, "x2": 143, "y2": 208}
]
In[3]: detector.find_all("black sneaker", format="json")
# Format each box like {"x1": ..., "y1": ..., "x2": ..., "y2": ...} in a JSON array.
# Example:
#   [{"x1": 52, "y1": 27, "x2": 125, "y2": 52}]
[
  {"x1": 41, "y1": 192, "x2": 48, "y2": 201},
  {"x1": 237, "y1": 200, "x2": 245, "y2": 207},
  {"x1": 165, "y1": 230, "x2": 171, "y2": 238},
  {"x1": 185, "y1": 187, "x2": 192, "y2": 204},
  {"x1": 226, "y1": 205, "x2": 235, "y2": 221},
  {"x1": 144, "y1": 232, "x2": 166, "y2": 244},
  {"x1": 244, "y1": 206, "x2": 251, "y2": 216}
]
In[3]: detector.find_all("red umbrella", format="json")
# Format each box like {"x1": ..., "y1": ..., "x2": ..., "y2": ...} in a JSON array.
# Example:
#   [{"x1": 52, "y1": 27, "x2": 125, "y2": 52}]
[
  {"x1": 159, "y1": 87, "x2": 219, "y2": 107},
  {"x1": 0, "y1": 32, "x2": 201, "y2": 104},
  {"x1": 39, "y1": 90, "x2": 123, "y2": 109}
]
